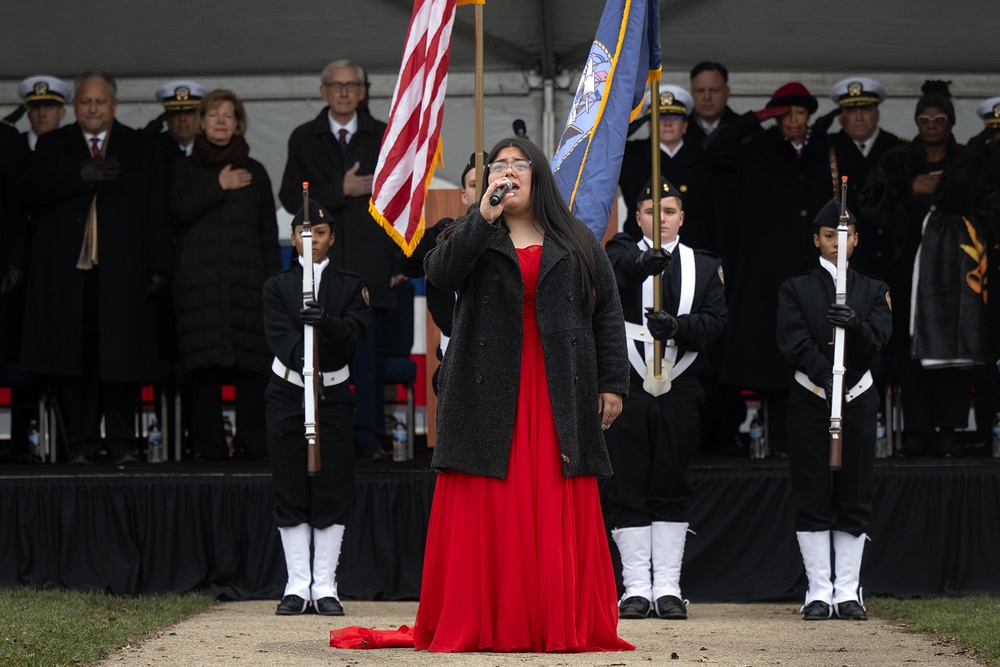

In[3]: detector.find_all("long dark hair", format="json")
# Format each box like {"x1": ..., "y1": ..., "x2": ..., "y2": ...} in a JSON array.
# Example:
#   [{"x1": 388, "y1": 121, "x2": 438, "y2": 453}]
[{"x1": 486, "y1": 137, "x2": 600, "y2": 314}]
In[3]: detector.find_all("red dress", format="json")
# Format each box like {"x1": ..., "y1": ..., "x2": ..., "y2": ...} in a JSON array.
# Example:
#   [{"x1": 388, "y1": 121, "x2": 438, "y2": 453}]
[{"x1": 332, "y1": 245, "x2": 631, "y2": 653}]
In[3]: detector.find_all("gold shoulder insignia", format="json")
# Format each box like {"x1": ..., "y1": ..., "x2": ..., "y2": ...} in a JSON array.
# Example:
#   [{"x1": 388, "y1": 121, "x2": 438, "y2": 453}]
[
  {"x1": 885, "y1": 291, "x2": 892, "y2": 312},
  {"x1": 717, "y1": 265, "x2": 725, "y2": 286},
  {"x1": 361, "y1": 285, "x2": 371, "y2": 307}
]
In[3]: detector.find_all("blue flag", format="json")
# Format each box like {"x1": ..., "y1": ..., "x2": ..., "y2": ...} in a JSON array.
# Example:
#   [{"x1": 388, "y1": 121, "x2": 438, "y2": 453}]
[{"x1": 551, "y1": 0, "x2": 661, "y2": 239}]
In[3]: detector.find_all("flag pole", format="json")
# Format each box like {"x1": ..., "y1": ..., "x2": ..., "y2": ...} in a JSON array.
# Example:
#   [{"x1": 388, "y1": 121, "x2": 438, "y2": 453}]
[
  {"x1": 648, "y1": 80, "x2": 663, "y2": 378},
  {"x1": 474, "y1": 3, "x2": 485, "y2": 198}
]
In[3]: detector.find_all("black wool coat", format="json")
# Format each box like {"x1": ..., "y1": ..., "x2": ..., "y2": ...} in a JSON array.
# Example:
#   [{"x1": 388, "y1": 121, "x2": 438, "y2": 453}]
[
  {"x1": 169, "y1": 150, "x2": 280, "y2": 374},
  {"x1": 21, "y1": 121, "x2": 171, "y2": 382},
  {"x1": 704, "y1": 111, "x2": 834, "y2": 390},
  {"x1": 828, "y1": 128, "x2": 905, "y2": 276},
  {"x1": 859, "y1": 136, "x2": 1000, "y2": 346},
  {"x1": 424, "y1": 210, "x2": 629, "y2": 479},
  {"x1": 278, "y1": 110, "x2": 398, "y2": 309}
]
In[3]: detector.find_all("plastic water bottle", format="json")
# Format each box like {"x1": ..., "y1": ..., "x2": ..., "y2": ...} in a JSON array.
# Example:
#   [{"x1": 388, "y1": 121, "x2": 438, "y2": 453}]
[
  {"x1": 223, "y1": 416, "x2": 235, "y2": 458},
  {"x1": 28, "y1": 419, "x2": 41, "y2": 462},
  {"x1": 392, "y1": 422, "x2": 408, "y2": 462},
  {"x1": 875, "y1": 412, "x2": 888, "y2": 459},
  {"x1": 147, "y1": 420, "x2": 164, "y2": 463},
  {"x1": 992, "y1": 412, "x2": 1000, "y2": 459},
  {"x1": 749, "y1": 414, "x2": 766, "y2": 459}
]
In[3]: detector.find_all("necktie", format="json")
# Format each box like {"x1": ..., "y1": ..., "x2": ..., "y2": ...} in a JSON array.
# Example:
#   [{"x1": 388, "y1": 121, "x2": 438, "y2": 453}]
[
  {"x1": 338, "y1": 129, "x2": 349, "y2": 154},
  {"x1": 857, "y1": 142, "x2": 866, "y2": 153},
  {"x1": 90, "y1": 136, "x2": 101, "y2": 157}
]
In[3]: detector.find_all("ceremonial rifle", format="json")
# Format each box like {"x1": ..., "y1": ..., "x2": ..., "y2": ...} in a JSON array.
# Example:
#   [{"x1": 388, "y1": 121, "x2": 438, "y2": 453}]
[
  {"x1": 829, "y1": 176, "x2": 849, "y2": 471},
  {"x1": 301, "y1": 183, "x2": 322, "y2": 476}
]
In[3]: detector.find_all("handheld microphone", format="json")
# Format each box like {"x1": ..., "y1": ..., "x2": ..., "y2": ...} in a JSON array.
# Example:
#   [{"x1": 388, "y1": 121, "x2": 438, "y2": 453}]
[
  {"x1": 512, "y1": 119, "x2": 527, "y2": 137},
  {"x1": 489, "y1": 180, "x2": 513, "y2": 206}
]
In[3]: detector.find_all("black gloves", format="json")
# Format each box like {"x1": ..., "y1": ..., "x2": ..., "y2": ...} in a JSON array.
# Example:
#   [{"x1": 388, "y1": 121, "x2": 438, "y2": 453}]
[
  {"x1": 301, "y1": 300, "x2": 346, "y2": 337},
  {"x1": 828, "y1": 304, "x2": 863, "y2": 335},
  {"x1": 80, "y1": 157, "x2": 121, "y2": 184},
  {"x1": 635, "y1": 248, "x2": 671, "y2": 276},
  {"x1": 645, "y1": 307, "x2": 678, "y2": 341},
  {"x1": 147, "y1": 271, "x2": 169, "y2": 297},
  {"x1": 0, "y1": 266, "x2": 24, "y2": 295}
]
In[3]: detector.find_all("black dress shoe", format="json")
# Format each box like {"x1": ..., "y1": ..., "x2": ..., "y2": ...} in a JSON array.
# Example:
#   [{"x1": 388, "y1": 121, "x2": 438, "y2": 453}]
[
  {"x1": 835, "y1": 600, "x2": 868, "y2": 620},
  {"x1": 314, "y1": 597, "x2": 344, "y2": 616},
  {"x1": 111, "y1": 451, "x2": 139, "y2": 466},
  {"x1": 654, "y1": 595, "x2": 688, "y2": 619},
  {"x1": 802, "y1": 600, "x2": 832, "y2": 620},
  {"x1": 69, "y1": 452, "x2": 94, "y2": 466},
  {"x1": 275, "y1": 594, "x2": 309, "y2": 615},
  {"x1": 618, "y1": 596, "x2": 651, "y2": 619}
]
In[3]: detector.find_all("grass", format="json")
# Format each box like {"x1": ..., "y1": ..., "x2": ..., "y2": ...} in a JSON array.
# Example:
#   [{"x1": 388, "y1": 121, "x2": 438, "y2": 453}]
[
  {"x1": 868, "y1": 595, "x2": 1000, "y2": 666},
  {"x1": 0, "y1": 588, "x2": 214, "y2": 667}
]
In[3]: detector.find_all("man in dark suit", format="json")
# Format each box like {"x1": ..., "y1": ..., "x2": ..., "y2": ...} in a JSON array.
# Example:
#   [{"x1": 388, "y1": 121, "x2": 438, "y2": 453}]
[
  {"x1": 826, "y1": 77, "x2": 905, "y2": 276},
  {"x1": 279, "y1": 60, "x2": 395, "y2": 458},
  {"x1": 22, "y1": 73, "x2": 172, "y2": 465},
  {"x1": 685, "y1": 62, "x2": 740, "y2": 144}
]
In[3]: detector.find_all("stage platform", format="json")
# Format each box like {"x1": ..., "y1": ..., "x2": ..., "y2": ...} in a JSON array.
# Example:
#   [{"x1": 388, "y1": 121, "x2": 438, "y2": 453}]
[{"x1": 2, "y1": 454, "x2": 998, "y2": 602}]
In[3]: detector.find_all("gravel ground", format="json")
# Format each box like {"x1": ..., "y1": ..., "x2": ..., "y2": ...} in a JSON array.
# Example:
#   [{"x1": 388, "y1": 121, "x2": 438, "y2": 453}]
[{"x1": 94, "y1": 601, "x2": 983, "y2": 667}]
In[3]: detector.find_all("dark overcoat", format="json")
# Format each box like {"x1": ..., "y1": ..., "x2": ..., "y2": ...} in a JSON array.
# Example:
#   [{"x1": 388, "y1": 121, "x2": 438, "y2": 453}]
[
  {"x1": 859, "y1": 136, "x2": 1000, "y2": 346},
  {"x1": 424, "y1": 210, "x2": 629, "y2": 479},
  {"x1": 0, "y1": 122, "x2": 27, "y2": 363},
  {"x1": 169, "y1": 151, "x2": 280, "y2": 373},
  {"x1": 704, "y1": 111, "x2": 833, "y2": 390},
  {"x1": 21, "y1": 121, "x2": 171, "y2": 381},
  {"x1": 278, "y1": 110, "x2": 397, "y2": 309},
  {"x1": 828, "y1": 128, "x2": 905, "y2": 276}
]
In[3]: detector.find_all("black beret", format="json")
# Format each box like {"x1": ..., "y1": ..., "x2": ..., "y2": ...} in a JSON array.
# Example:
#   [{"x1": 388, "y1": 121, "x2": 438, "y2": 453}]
[
  {"x1": 636, "y1": 176, "x2": 683, "y2": 208},
  {"x1": 291, "y1": 201, "x2": 333, "y2": 229},
  {"x1": 813, "y1": 198, "x2": 857, "y2": 229}
]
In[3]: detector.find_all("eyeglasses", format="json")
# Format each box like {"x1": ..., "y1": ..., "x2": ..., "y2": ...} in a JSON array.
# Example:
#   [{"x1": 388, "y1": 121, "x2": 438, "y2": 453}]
[
  {"x1": 323, "y1": 81, "x2": 362, "y2": 93},
  {"x1": 917, "y1": 115, "x2": 948, "y2": 127},
  {"x1": 487, "y1": 159, "x2": 531, "y2": 173}
]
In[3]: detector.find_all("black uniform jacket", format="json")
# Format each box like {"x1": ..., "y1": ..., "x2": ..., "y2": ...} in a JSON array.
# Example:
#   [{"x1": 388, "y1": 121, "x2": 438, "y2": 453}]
[
  {"x1": 705, "y1": 111, "x2": 834, "y2": 390},
  {"x1": 21, "y1": 121, "x2": 171, "y2": 381},
  {"x1": 170, "y1": 151, "x2": 280, "y2": 373},
  {"x1": 278, "y1": 110, "x2": 397, "y2": 309},
  {"x1": 777, "y1": 264, "x2": 892, "y2": 391},
  {"x1": 828, "y1": 128, "x2": 905, "y2": 276},
  {"x1": 606, "y1": 233, "x2": 726, "y2": 379},
  {"x1": 424, "y1": 210, "x2": 628, "y2": 479},
  {"x1": 263, "y1": 262, "x2": 370, "y2": 377},
  {"x1": 618, "y1": 138, "x2": 724, "y2": 253}
]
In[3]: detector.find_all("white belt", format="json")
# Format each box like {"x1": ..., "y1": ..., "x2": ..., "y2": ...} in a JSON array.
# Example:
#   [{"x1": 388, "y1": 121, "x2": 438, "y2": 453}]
[
  {"x1": 795, "y1": 369, "x2": 873, "y2": 403},
  {"x1": 272, "y1": 357, "x2": 350, "y2": 387}
]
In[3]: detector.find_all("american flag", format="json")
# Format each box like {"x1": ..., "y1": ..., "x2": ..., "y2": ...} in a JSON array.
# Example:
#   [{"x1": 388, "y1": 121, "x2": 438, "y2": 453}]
[{"x1": 370, "y1": 0, "x2": 480, "y2": 257}]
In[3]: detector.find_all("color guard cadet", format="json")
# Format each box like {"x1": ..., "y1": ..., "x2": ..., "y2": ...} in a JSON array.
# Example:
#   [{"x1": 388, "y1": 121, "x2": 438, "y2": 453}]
[
  {"x1": 826, "y1": 77, "x2": 905, "y2": 275},
  {"x1": 603, "y1": 178, "x2": 727, "y2": 620},
  {"x1": 16, "y1": 75, "x2": 71, "y2": 152},
  {"x1": 776, "y1": 200, "x2": 891, "y2": 621},
  {"x1": 264, "y1": 201, "x2": 371, "y2": 616},
  {"x1": 152, "y1": 80, "x2": 208, "y2": 161}
]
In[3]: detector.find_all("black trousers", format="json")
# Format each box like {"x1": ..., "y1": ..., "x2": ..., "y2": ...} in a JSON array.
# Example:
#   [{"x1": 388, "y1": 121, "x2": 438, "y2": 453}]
[
  {"x1": 188, "y1": 368, "x2": 268, "y2": 460},
  {"x1": 787, "y1": 382, "x2": 878, "y2": 534},
  {"x1": 55, "y1": 268, "x2": 138, "y2": 457},
  {"x1": 895, "y1": 347, "x2": 973, "y2": 432},
  {"x1": 604, "y1": 374, "x2": 704, "y2": 527},
  {"x1": 265, "y1": 377, "x2": 355, "y2": 528}
]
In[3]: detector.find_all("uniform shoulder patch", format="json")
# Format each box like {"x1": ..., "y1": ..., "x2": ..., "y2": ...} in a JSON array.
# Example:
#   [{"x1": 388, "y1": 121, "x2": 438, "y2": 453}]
[
  {"x1": 361, "y1": 286, "x2": 371, "y2": 307},
  {"x1": 885, "y1": 290, "x2": 892, "y2": 312}
]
